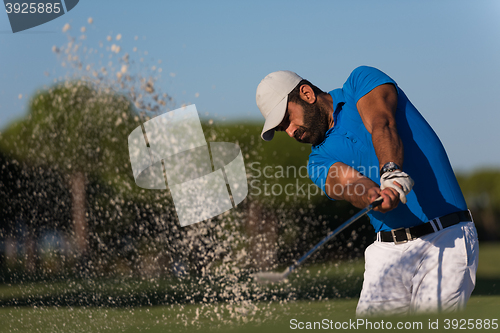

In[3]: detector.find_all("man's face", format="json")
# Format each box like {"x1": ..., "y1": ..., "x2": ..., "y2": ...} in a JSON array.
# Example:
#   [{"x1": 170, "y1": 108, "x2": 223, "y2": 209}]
[{"x1": 275, "y1": 100, "x2": 330, "y2": 146}]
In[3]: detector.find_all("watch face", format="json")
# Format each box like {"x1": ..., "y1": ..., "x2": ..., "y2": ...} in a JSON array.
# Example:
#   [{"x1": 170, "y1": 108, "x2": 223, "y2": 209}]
[{"x1": 381, "y1": 162, "x2": 400, "y2": 175}]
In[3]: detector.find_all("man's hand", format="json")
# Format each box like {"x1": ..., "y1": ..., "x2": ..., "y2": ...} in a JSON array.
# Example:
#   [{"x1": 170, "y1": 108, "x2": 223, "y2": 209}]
[
  {"x1": 367, "y1": 186, "x2": 400, "y2": 213},
  {"x1": 380, "y1": 171, "x2": 414, "y2": 204},
  {"x1": 325, "y1": 162, "x2": 404, "y2": 212}
]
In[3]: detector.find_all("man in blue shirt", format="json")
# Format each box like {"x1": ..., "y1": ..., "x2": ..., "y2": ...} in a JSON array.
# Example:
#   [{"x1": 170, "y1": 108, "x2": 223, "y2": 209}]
[{"x1": 256, "y1": 66, "x2": 479, "y2": 316}]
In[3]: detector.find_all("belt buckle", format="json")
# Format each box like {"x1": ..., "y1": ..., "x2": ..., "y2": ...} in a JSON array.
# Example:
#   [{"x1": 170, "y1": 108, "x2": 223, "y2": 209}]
[{"x1": 391, "y1": 227, "x2": 412, "y2": 245}]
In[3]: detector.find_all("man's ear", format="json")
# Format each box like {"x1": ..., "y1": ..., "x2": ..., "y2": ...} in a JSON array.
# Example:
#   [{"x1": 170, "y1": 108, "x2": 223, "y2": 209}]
[{"x1": 300, "y1": 84, "x2": 316, "y2": 104}]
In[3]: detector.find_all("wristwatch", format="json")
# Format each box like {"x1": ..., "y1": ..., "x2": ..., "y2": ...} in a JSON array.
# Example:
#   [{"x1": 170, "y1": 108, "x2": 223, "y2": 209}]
[{"x1": 380, "y1": 162, "x2": 401, "y2": 176}]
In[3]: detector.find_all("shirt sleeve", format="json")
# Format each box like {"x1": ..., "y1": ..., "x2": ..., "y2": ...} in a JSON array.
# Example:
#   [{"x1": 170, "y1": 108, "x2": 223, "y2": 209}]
[
  {"x1": 308, "y1": 138, "x2": 351, "y2": 201},
  {"x1": 308, "y1": 151, "x2": 331, "y2": 197},
  {"x1": 344, "y1": 66, "x2": 398, "y2": 104}
]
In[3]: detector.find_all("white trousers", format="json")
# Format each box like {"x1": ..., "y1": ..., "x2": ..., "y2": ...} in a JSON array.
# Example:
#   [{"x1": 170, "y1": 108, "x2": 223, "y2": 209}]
[{"x1": 356, "y1": 221, "x2": 479, "y2": 317}]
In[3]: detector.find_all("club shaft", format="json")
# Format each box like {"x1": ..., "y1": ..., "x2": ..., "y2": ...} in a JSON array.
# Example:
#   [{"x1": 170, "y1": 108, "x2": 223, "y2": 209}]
[{"x1": 283, "y1": 199, "x2": 382, "y2": 278}]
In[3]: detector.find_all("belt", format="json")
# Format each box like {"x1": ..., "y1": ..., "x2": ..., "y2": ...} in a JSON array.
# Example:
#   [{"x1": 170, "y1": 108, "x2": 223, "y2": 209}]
[{"x1": 378, "y1": 210, "x2": 472, "y2": 245}]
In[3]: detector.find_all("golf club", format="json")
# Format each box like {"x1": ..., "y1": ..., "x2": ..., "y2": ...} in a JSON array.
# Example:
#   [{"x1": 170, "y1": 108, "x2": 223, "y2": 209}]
[{"x1": 253, "y1": 197, "x2": 383, "y2": 283}]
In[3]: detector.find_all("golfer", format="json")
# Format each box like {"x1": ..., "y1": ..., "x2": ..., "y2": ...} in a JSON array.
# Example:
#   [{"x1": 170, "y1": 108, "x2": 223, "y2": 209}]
[{"x1": 255, "y1": 66, "x2": 479, "y2": 316}]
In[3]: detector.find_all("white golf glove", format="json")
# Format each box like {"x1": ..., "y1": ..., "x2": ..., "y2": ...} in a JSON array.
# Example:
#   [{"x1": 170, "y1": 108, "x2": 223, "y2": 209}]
[{"x1": 380, "y1": 171, "x2": 414, "y2": 204}]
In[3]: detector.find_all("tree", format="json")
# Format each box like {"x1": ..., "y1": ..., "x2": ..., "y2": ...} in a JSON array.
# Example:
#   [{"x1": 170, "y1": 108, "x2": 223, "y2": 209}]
[
  {"x1": 0, "y1": 81, "x2": 141, "y2": 260},
  {"x1": 457, "y1": 170, "x2": 500, "y2": 240}
]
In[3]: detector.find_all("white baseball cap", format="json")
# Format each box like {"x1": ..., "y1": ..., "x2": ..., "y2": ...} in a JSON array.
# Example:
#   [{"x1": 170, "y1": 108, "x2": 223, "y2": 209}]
[{"x1": 256, "y1": 70, "x2": 303, "y2": 141}]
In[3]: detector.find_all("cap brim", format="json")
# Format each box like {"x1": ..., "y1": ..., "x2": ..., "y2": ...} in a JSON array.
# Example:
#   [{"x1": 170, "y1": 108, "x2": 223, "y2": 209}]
[{"x1": 260, "y1": 96, "x2": 287, "y2": 141}]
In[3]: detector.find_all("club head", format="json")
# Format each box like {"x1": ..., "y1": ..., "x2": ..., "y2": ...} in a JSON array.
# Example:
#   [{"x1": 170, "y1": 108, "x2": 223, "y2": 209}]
[{"x1": 252, "y1": 271, "x2": 288, "y2": 284}]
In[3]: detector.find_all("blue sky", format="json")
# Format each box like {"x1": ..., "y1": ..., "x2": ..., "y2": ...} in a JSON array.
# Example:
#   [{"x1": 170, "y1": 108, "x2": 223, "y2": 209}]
[{"x1": 1, "y1": 0, "x2": 499, "y2": 172}]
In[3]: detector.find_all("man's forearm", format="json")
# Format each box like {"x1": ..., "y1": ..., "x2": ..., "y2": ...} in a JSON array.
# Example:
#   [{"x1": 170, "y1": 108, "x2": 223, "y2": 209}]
[
  {"x1": 372, "y1": 124, "x2": 404, "y2": 170},
  {"x1": 324, "y1": 162, "x2": 401, "y2": 213},
  {"x1": 341, "y1": 177, "x2": 379, "y2": 209}
]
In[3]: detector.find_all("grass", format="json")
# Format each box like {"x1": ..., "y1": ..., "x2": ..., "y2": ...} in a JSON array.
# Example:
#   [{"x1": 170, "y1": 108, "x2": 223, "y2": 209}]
[
  {"x1": 0, "y1": 243, "x2": 499, "y2": 332},
  {"x1": 1, "y1": 296, "x2": 499, "y2": 333},
  {"x1": 0, "y1": 259, "x2": 366, "y2": 307}
]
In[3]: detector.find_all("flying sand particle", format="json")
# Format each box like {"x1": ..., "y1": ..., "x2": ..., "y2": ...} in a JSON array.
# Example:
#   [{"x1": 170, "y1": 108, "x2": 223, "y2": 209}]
[
  {"x1": 62, "y1": 23, "x2": 71, "y2": 33},
  {"x1": 41, "y1": 23, "x2": 292, "y2": 327}
]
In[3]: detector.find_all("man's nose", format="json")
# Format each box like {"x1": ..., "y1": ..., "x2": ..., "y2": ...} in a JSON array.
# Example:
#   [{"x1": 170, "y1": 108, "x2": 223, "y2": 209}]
[{"x1": 285, "y1": 125, "x2": 295, "y2": 138}]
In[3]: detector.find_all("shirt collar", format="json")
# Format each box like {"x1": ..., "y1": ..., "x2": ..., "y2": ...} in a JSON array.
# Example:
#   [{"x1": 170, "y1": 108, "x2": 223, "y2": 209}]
[
  {"x1": 329, "y1": 89, "x2": 345, "y2": 126},
  {"x1": 312, "y1": 89, "x2": 345, "y2": 148}
]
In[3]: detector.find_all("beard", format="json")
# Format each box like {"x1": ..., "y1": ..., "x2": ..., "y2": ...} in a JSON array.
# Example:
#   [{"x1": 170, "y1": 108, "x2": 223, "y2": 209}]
[{"x1": 293, "y1": 101, "x2": 330, "y2": 146}]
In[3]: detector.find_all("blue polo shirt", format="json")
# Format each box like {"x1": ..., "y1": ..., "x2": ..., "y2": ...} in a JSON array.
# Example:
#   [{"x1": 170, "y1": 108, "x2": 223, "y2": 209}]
[{"x1": 307, "y1": 66, "x2": 467, "y2": 232}]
